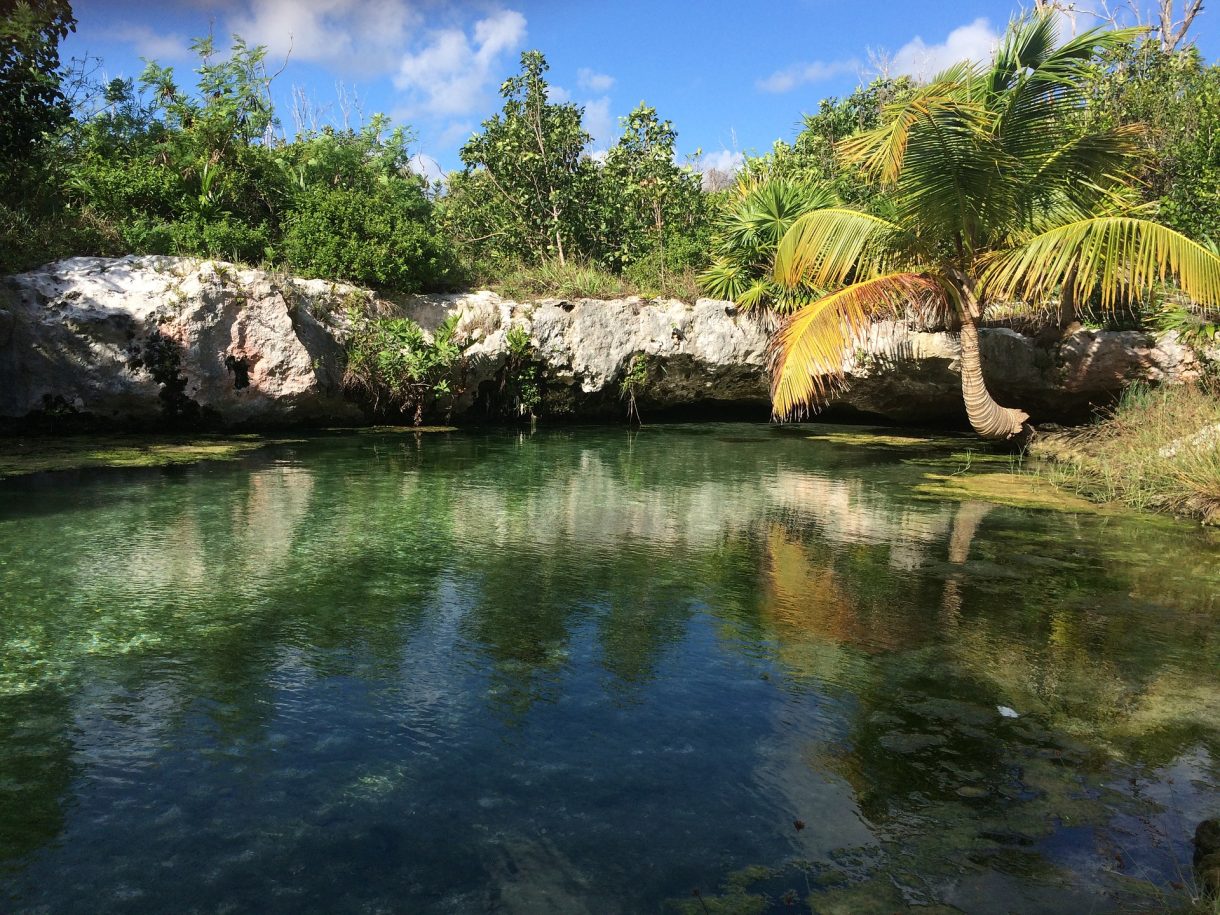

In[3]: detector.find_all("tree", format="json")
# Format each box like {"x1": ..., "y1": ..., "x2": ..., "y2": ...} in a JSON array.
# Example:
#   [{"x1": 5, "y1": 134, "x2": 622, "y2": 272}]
[
  {"x1": 768, "y1": 13, "x2": 1220, "y2": 440},
  {"x1": 699, "y1": 176, "x2": 835, "y2": 311},
  {"x1": 0, "y1": 0, "x2": 75, "y2": 163},
  {"x1": 1082, "y1": 39, "x2": 1220, "y2": 244},
  {"x1": 599, "y1": 103, "x2": 702, "y2": 284},
  {"x1": 455, "y1": 50, "x2": 590, "y2": 266}
]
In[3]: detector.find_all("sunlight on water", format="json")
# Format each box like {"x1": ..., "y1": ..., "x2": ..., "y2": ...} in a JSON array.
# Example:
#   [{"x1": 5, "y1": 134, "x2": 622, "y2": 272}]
[{"x1": 0, "y1": 424, "x2": 1217, "y2": 913}]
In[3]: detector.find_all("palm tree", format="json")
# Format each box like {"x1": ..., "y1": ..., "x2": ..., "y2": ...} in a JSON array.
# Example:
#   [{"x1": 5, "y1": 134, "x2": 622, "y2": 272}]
[
  {"x1": 769, "y1": 13, "x2": 1220, "y2": 440},
  {"x1": 700, "y1": 175, "x2": 835, "y2": 313}
]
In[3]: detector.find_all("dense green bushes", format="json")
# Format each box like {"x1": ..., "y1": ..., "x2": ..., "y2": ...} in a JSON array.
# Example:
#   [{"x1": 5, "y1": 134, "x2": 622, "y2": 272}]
[
  {"x1": 1, "y1": 19, "x2": 458, "y2": 288},
  {"x1": 343, "y1": 312, "x2": 465, "y2": 423},
  {"x1": 282, "y1": 185, "x2": 457, "y2": 291}
]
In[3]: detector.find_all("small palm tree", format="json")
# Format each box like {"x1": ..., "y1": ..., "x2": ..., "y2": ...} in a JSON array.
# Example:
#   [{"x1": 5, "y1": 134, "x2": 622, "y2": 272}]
[
  {"x1": 700, "y1": 175, "x2": 835, "y2": 312},
  {"x1": 769, "y1": 13, "x2": 1220, "y2": 439}
]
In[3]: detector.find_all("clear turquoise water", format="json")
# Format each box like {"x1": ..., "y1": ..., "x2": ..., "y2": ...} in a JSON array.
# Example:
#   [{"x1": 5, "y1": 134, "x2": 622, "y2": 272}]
[{"x1": 0, "y1": 424, "x2": 1217, "y2": 913}]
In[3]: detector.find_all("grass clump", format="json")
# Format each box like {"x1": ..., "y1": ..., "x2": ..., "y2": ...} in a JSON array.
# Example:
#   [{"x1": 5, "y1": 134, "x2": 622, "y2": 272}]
[
  {"x1": 476, "y1": 258, "x2": 701, "y2": 303},
  {"x1": 1032, "y1": 381, "x2": 1220, "y2": 523}
]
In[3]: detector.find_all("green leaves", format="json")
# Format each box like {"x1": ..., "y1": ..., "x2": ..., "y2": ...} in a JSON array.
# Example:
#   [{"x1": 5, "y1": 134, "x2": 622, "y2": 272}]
[
  {"x1": 764, "y1": 9, "x2": 1220, "y2": 428},
  {"x1": 344, "y1": 312, "x2": 467, "y2": 422},
  {"x1": 455, "y1": 50, "x2": 590, "y2": 265},
  {"x1": 980, "y1": 216, "x2": 1220, "y2": 310},
  {"x1": 699, "y1": 176, "x2": 835, "y2": 312},
  {"x1": 0, "y1": 0, "x2": 75, "y2": 161}
]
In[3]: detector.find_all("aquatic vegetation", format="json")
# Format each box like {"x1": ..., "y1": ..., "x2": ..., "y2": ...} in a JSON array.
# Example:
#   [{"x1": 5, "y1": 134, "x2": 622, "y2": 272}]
[
  {"x1": 0, "y1": 433, "x2": 295, "y2": 478},
  {"x1": 804, "y1": 428, "x2": 968, "y2": 450},
  {"x1": 913, "y1": 471, "x2": 1104, "y2": 513}
]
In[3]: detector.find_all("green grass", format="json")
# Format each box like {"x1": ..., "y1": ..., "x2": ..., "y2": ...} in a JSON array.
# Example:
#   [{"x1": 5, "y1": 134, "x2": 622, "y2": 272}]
[
  {"x1": 1031, "y1": 381, "x2": 1220, "y2": 523},
  {"x1": 475, "y1": 258, "x2": 703, "y2": 303}
]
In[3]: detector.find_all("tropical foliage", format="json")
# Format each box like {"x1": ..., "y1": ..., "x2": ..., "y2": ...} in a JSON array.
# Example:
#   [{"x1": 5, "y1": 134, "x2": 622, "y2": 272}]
[
  {"x1": 442, "y1": 53, "x2": 708, "y2": 293},
  {"x1": 343, "y1": 311, "x2": 466, "y2": 423},
  {"x1": 700, "y1": 177, "x2": 835, "y2": 312},
  {"x1": 766, "y1": 12, "x2": 1220, "y2": 439}
]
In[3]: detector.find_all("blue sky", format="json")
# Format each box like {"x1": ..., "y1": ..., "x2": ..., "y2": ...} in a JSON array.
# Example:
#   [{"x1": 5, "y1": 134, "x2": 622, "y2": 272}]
[{"x1": 65, "y1": 1, "x2": 1220, "y2": 179}]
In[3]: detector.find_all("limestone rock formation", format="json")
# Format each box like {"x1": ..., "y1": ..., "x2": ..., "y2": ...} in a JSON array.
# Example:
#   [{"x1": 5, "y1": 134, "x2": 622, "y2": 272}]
[
  {"x1": 0, "y1": 256, "x2": 1210, "y2": 428},
  {"x1": 0, "y1": 256, "x2": 363, "y2": 426}
]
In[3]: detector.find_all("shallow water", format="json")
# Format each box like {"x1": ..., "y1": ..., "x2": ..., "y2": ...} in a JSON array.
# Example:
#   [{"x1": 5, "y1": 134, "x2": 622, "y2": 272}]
[{"x1": 0, "y1": 424, "x2": 1217, "y2": 913}]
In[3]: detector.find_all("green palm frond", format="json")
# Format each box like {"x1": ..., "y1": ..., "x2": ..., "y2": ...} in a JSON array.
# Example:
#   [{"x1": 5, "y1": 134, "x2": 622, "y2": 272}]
[
  {"x1": 773, "y1": 208, "x2": 903, "y2": 289},
  {"x1": 980, "y1": 217, "x2": 1220, "y2": 309},
  {"x1": 1016, "y1": 125, "x2": 1147, "y2": 226},
  {"x1": 703, "y1": 176, "x2": 837, "y2": 312},
  {"x1": 719, "y1": 177, "x2": 837, "y2": 252},
  {"x1": 770, "y1": 272, "x2": 946, "y2": 419},
  {"x1": 988, "y1": 11, "x2": 1061, "y2": 93},
  {"x1": 736, "y1": 278, "x2": 774, "y2": 311},
  {"x1": 698, "y1": 257, "x2": 752, "y2": 302},
  {"x1": 839, "y1": 71, "x2": 988, "y2": 186}
]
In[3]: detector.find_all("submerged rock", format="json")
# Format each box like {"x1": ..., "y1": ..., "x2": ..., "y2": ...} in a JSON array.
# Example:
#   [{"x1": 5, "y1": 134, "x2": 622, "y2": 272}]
[
  {"x1": 1198, "y1": 819, "x2": 1220, "y2": 896},
  {"x1": 0, "y1": 256, "x2": 1210, "y2": 427}
]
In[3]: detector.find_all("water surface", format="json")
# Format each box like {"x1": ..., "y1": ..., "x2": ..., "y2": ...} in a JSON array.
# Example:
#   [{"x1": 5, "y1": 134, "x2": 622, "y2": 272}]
[{"x1": 1, "y1": 424, "x2": 1217, "y2": 913}]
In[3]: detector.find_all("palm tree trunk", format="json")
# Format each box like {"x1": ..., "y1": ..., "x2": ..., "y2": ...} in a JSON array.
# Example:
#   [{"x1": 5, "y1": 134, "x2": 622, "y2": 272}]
[{"x1": 955, "y1": 287, "x2": 1030, "y2": 440}]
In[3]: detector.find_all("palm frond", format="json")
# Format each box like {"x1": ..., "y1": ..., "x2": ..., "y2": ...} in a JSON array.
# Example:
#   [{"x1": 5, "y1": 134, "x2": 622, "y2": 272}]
[
  {"x1": 839, "y1": 71, "x2": 987, "y2": 185},
  {"x1": 981, "y1": 217, "x2": 1220, "y2": 309},
  {"x1": 698, "y1": 257, "x2": 752, "y2": 302},
  {"x1": 770, "y1": 272, "x2": 946, "y2": 419},
  {"x1": 988, "y1": 11, "x2": 1061, "y2": 95},
  {"x1": 773, "y1": 208, "x2": 903, "y2": 289}
]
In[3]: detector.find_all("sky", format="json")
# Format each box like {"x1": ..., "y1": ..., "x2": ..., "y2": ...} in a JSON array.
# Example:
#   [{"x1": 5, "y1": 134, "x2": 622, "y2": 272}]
[{"x1": 64, "y1": 0, "x2": 1220, "y2": 181}]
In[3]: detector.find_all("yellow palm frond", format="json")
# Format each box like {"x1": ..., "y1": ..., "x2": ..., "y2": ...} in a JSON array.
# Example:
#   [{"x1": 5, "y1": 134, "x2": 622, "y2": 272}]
[
  {"x1": 773, "y1": 208, "x2": 902, "y2": 289},
  {"x1": 770, "y1": 272, "x2": 946, "y2": 420},
  {"x1": 980, "y1": 217, "x2": 1220, "y2": 309}
]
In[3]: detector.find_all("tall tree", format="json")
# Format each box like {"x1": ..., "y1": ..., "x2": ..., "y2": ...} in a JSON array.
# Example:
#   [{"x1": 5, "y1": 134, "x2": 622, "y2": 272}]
[
  {"x1": 0, "y1": 0, "x2": 75, "y2": 164},
  {"x1": 599, "y1": 103, "x2": 701, "y2": 281},
  {"x1": 457, "y1": 50, "x2": 589, "y2": 265},
  {"x1": 767, "y1": 12, "x2": 1220, "y2": 440}
]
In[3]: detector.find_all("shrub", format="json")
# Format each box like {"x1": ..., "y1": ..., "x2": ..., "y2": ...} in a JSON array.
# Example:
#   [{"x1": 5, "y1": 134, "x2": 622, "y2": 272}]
[
  {"x1": 343, "y1": 311, "x2": 467, "y2": 424},
  {"x1": 283, "y1": 184, "x2": 459, "y2": 292}
]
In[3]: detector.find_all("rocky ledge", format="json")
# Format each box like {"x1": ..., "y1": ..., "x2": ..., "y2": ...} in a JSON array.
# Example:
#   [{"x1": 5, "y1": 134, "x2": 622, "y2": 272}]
[{"x1": 1, "y1": 256, "x2": 1212, "y2": 428}]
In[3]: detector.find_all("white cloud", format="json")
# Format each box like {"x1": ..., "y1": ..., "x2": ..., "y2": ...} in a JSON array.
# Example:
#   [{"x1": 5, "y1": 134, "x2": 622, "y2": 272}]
[
  {"x1": 582, "y1": 96, "x2": 614, "y2": 147},
  {"x1": 698, "y1": 149, "x2": 744, "y2": 175},
  {"x1": 577, "y1": 67, "x2": 614, "y2": 92},
  {"x1": 103, "y1": 24, "x2": 192, "y2": 61},
  {"x1": 547, "y1": 85, "x2": 572, "y2": 103},
  {"x1": 892, "y1": 18, "x2": 999, "y2": 79},
  {"x1": 409, "y1": 153, "x2": 447, "y2": 183},
  {"x1": 229, "y1": 0, "x2": 421, "y2": 74},
  {"x1": 436, "y1": 120, "x2": 475, "y2": 149},
  {"x1": 756, "y1": 58, "x2": 857, "y2": 94},
  {"x1": 395, "y1": 9, "x2": 527, "y2": 117}
]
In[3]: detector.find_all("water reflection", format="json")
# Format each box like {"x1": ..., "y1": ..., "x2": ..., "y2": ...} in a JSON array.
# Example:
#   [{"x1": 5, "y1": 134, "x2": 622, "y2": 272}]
[{"x1": 0, "y1": 425, "x2": 1216, "y2": 912}]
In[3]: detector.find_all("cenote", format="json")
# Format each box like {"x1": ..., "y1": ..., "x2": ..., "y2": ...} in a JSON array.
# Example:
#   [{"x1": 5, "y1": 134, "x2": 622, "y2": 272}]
[{"x1": 1, "y1": 424, "x2": 1217, "y2": 914}]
